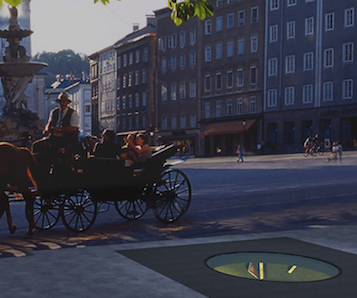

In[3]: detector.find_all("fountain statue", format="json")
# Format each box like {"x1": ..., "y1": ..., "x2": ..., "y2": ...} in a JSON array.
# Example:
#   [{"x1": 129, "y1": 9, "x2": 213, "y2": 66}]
[{"x1": 0, "y1": 6, "x2": 47, "y2": 145}]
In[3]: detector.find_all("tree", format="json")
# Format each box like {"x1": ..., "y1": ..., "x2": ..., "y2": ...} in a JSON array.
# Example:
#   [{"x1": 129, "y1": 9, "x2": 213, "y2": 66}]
[
  {"x1": 32, "y1": 50, "x2": 89, "y2": 87},
  {"x1": 2, "y1": 0, "x2": 214, "y2": 26}
]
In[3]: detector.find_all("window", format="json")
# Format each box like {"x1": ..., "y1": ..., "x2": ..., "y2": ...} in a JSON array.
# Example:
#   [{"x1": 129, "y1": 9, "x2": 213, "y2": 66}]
[
  {"x1": 227, "y1": 13, "x2": 234, "y2": 29},
  {"x1": 161, "y1": 84, "x2": 167, "y2": 101},
  {"x1": 251, "y1": 7, "x2": 259, "y2": 23},
  {"x1": 189, "y1": 51, "x2": 196, "y2": 66},
  {"x1": 343, "y1": 42, "x2": 354, "y2": 62},
  {"x1": 227, "y1": 40, "x2": 234, "y2": 57},
  {"x1": 285, "y1": 55, "x2": 295, "y2": 73},
  {"x1": 343, "y1": 79, "x2": 353, "y2": 99},
  {"x1": 142, "y1": 92, "x2": 147, "y2": 106},
  {"x1": 161, "y1": 58, "x2": 167, "y2": 73},
  {"x1": 270, "y1": 0, "x2": 279, "y2": 11},
  {"x1": 303, "y1": 84, "x2": 313, "y2": 104},
  {"x1": 216, "y1": 0, "x2": 223, "y2": 7},
  {"x1": 180, "y1": 114, "x2": 186, "y2": 128},
  {"x1": 143, "y1": 47, "x2": 148, "y2": 62},
  {"x1": 268, "y1": 89, "x2": 277, "y2": 107},
  {"x1": 129, "y1": 52, "x2": 133, "y2": 65},
  {"x1": 171, "y1": 83, "x2": 177, "y2": 101},
  {"x1": 237, "y1": 68, "x2": 244, "y2": 86},
  {"x1": 205, "y1": 102, "x2": 211, "y2": 118},
  {"x1": 205, "y1": 74, "x2": 211, "y2": 92},
  {"x1": 284, "y1": 87, "x2": 294, "y2": 105},
  {"x1": 171, "y1": 116, "x2": 177, "y2": 129},
  {"x1": 305, "y1": 17, "x2": 314, "y2": 35},
  {"x1": 135, "y1": 93, "x2": 140, "y2": 107},
  {"x1": 135, "y1": 50, "x2": 140, "y2": 63},
  {"x1": 205, "y1": 46, "x2": 212, "y2": 62},
  {"x1": 323, "y1": 82, "x2": 333, "y2": 101},
  {"x1": 226, "y1": 70, "x2": 233, "y2": 88},
  {"x1": 216, "y1": 16, "x2": 223, "y2": 31},
  {"x1": 250, "y1": 96, "x2": 256, "y2": 113},
  {"x1": 287, "y1": 0, "x2": 296, "y2": 6},
  {"x1": 189, "y1": 81, "x2": 196, "y2": 98},
  {"x1": 178, "y1": 54, "x2": 185, "y2": 69},
  {"x1": 128, "y1": 72, "x2": 132, "y2": 87},
  {"x1": 168, "y1": 34, "x2": 177, "y2": 48},
  {"x1": 251, "y1": 36, "x2": 258, "y2": 53},
  {"x1": 123, "y1": 54, "x2": 127, "y2": 67},
  {"x1": 216, "y1": 43, "x2": 223, "y2": 59},
  {"x1": 189, "y1": 28, "x2": 196, "y2": 45},
  {"x1": 117, "y1": 76, "x2": 121, "y2": 89},
  {"x1": 237, "y1": 98, "x2": 243, "y2": 114},
  {"x1": 287, "y1": 21, "x2": 295, "y2": 39},
  {"x1": 179, "y1": 82, "x2": 186, "y2": 99},
  {"x1": 324, "y1": 48, "x2": 334, "y2": 68},
  {"x1": 238, "y1": 10, "x2": 245, "y2": 26},
  {"x1": 129, "y1": 117, "x2": 133, "y2": 130},
  {"x1": 205, "y1": 19, "x2": 212, "y2": 35},
  {"x1": 117, "y1": 56, "x2": 121, "y2": 69},
  {"x1": 180, "y1": 31, "x2": 186, "y2": 48},
  {"x1": 122, "y1": 74, "x2": 127, "y2": 88},
  {"x1": 162, "y1": 117, "x2": 168, "y2": 129},
  {"x1": 190, "y1": 114, "x2": 196, "y2": 127},
  {"x1": 128, "y1": 94, "x2": 133, "y2": 108},
  {"x1": 122, "y1": 96, "x2": 126, "y2": 109},
  {"x1": 135, "y1": 70, "x2": 139, "y2": 85},
  {"x1": 216, "y1": 100, "x2": 222, "y2": 117},
  {"x1": 268, "y1": 58, "x2": 278, "y2": 76},
  {"x1": 216, "y1": 72, "x2": 222, "y2": 90},
  {"x1": 250, "y1": 66, "x2": 257, "y2": 85},
  {"x1": 237, "y1": 38, "x2": 245, "y2": 55},
  {"x1": 142, "y1": 69, "x2": 147, "y2": 83},
  {"x1": 160, "y1": 37, "x2": 167, "y2": 52},
  {"x1": 325, "y1": 13, "x2": 334, "y2": 31},
  {"x1": 304, "y1": 52, "x2": 314, "y2": 71},
  {"x1": 226, "y1": 99, "x2": 232, "y2": 115},
  {"x1": 270, "y1": 25, "x2": 278, "y2": 42},
  {"x1": 345, "y1": 8, "x2": 355, "y2": 28},
  {"x1": 171, "y1": 56, "x2": 177, "y2": 71}
]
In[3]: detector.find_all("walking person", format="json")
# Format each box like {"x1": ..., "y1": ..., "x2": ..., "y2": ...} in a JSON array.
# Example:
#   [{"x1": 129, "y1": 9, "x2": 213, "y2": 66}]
[
  {"x1": 337, "y1": 141, "x2": 343, "y2": 163},
  {"x1": 236, "y1": 144, "x2": 244, "y2": 162}
]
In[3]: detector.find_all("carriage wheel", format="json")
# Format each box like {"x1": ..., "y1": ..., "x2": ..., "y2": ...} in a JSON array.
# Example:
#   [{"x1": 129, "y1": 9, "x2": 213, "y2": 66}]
[
  {"x1": 61, "y1": 189, "x2": 97, "y2": 232},
  {"x1": 154, "y1": 169, "x2": 191, "y2": 223},
  {"x1": 114, "y1": 199, "x2": 147, "y2": 220},
  {"x1": 33, "y1": 195, "x2": 61, "y2": 230}
]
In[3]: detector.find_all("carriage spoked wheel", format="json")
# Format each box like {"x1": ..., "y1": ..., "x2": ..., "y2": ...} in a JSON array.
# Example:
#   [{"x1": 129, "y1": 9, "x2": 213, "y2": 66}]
[
  {"x1": 61, "y1": 189, "x2": 97, "y2": 232},
  {"x1": 154, "y1": 169, "x2": 191, "y2": 223},
  {"x1": 33, "y1": 195, "x2": 61, "y2": 231},
  {"x1": 114, "y1": 186, "x2": 148, "y2": 220}
]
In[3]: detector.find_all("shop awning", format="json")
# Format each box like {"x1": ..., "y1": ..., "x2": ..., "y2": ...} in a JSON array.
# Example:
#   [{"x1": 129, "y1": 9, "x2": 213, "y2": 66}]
[{"x1": 202, "y1": 119, "x2": 256, "y2": 136}]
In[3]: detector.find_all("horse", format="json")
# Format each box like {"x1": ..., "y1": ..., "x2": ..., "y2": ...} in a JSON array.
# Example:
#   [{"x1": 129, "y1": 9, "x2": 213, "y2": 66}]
[{"x1": 0, "y1": 142, "x2": 38, "y2": 237}]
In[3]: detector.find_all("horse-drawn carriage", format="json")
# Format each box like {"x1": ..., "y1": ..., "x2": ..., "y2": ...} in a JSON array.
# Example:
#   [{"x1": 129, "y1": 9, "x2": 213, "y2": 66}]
[{"x1": 2, "y1": 142, "x2": 192, "y2": 235}]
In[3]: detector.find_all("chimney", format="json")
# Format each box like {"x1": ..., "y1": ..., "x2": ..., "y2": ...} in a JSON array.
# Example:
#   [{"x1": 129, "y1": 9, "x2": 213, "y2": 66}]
[
  {"x1": 146, "y1": 15, "x2": 156, "y2": 27},
  {"x1": 132, "y1": 23, "x2": 139, "y2": 32}
]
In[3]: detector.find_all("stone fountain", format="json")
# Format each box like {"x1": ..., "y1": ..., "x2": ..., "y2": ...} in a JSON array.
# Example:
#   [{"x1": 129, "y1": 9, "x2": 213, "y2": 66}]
[{"x1": 0, "y1": 6, "x2": 47, "y2": 145}]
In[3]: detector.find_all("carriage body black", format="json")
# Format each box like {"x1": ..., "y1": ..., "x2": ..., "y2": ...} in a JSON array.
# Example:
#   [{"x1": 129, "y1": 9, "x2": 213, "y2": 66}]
[{"x1": 33, "y1": 144, "x2": 192, "y2": 232}]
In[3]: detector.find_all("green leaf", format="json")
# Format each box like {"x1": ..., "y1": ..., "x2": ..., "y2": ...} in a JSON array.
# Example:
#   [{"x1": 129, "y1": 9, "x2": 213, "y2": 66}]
[
  {"x1": 194, "y1": 2, "x2": 206, "y2": 20},
  {"x1": 4, "y1": 0, "x2": 22, "y2": 6}
]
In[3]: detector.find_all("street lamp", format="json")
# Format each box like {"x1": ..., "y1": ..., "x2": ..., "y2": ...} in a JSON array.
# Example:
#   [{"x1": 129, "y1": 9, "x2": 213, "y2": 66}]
[{"x1": 243, "y1": 120, "x2": 246, "y2": 148}]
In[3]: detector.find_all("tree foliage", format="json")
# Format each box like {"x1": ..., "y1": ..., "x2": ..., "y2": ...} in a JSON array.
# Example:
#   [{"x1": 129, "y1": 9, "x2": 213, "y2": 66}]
[
  {"x1": 32, "y1": 50, "x2": 89, "y2": 87},
  {"x1": 2, "y1": 0, "x2": 214, "y2": 26}
]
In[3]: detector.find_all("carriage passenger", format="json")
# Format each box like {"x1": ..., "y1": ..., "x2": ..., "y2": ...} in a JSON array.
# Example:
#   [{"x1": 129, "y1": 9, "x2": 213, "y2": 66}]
[
  {"x1": 93, "y1": 129, "x2": 121, "y2": 159},
  {"x1": 129, "y1": 133, "x2": 152, "y2": 164},
  {"x1": 119, "y1": 133, "x2": 138, "y2": 165}
]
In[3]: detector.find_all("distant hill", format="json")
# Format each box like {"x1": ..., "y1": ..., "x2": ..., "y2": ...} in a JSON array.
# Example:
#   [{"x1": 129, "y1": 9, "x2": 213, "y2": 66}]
[{"x1": 32, "y1": 49, "x2": 89, "y2": 87}]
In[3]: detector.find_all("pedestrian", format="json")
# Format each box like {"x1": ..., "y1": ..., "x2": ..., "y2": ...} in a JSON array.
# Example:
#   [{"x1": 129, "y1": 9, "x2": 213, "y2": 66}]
[
  {"x1": 326, "y1": 142, "x2": 339, "y2": 162},
  {"x1": 337, "y1": 141, "x2": 343, "y2": 163},
  {"x1": 236, "y1": 144, "x2": 244, "y2": 162}
]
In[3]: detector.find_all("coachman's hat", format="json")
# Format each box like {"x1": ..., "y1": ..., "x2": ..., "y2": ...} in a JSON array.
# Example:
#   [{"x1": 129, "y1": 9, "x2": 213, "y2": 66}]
[{"x1": 56, "y1": 92, "x2": 71, "y2": 103}]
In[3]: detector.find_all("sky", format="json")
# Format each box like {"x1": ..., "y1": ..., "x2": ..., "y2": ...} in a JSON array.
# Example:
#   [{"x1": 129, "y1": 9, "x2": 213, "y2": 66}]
[{"x1": 30, "y1": 0, "x2": 168, "y2": 56}]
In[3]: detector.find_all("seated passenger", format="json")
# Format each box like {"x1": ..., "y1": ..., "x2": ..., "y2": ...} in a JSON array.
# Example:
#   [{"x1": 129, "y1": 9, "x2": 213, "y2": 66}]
[
  {"x1": 119, "y1": 133, "x2": 138, "y2": 165},
  {"x1": 93, "y1": 129, "x2": 121, "y2": 158},
  {"x1": 129, "y1": 133, "x2": 152, "y2": 164}
]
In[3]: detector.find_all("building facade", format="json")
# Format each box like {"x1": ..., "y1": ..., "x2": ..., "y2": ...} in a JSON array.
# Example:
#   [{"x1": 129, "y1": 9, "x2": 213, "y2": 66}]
[
  {"x1": 264, "y1": 0, "x2": 357, "y2": 152},
  {"x1": 155, "y1": 8, "x2": 201, "y2": 155},
  {"x1": 200, "y1": 0, "x2": 265, "y2": 156}
]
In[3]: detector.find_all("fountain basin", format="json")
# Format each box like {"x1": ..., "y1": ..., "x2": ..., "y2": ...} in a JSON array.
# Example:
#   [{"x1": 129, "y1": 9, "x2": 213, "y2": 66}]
[{"x1": 0, "y1": 62, "x2": 47, "y2": 77}]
